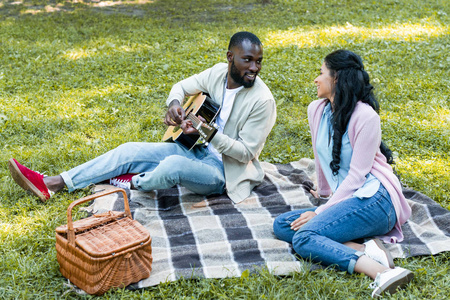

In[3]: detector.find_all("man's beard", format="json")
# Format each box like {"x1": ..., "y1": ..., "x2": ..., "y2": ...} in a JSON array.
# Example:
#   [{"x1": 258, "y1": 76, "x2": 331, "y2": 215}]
[{"x1": 229, "y1": 60, "x2": 256, "y2": 88}]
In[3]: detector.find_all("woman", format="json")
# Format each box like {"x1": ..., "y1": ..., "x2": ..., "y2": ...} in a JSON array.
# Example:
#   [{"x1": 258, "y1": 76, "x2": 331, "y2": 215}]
[{"x1": 273, "y1": 50, "x2": 413, "y2": 297}]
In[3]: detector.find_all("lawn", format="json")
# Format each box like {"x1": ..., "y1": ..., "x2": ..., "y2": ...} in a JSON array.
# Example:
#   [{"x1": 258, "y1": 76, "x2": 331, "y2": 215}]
[{"x1": 0, "y1": 0, "x2": 449, "y2": 299}]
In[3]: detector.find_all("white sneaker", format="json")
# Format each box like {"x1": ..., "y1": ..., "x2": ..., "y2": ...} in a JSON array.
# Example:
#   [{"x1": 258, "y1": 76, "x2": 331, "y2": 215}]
[
  {"x1": 370, "y1": 267, "x2": 414, "y2": 297},
  {"x1": 364, "y1": 239, "x2": 394, "y2": 268}
]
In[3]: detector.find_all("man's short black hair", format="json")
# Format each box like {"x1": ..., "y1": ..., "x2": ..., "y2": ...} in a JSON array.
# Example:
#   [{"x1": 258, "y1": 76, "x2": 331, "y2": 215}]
[{"x1": 228, "y1": 31, "x2": 262, "y2": 50}]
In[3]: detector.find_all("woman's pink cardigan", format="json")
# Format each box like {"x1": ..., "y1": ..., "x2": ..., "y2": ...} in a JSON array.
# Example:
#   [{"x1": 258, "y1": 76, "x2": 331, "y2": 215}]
[{"x1": 308, "y1": 99, "x2": 411, "y2": 243}]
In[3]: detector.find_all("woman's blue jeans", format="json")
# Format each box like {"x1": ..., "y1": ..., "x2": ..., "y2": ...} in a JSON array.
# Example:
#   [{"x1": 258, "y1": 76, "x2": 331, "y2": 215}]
[
  {"x1": 273, "y1": 184, "x2": 397, "y2": 274},
  {"x1": 60, "y1": 142, "x2": 226, "y2": 195}
]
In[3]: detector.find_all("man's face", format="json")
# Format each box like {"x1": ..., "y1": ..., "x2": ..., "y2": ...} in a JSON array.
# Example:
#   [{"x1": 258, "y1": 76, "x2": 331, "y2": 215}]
[{"x1": 227, "y1": 40, "x2": 263, "y2": 89}]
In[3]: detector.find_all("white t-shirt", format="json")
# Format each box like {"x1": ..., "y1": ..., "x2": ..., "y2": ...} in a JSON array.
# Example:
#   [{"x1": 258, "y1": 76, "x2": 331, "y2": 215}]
[{"x1": 208, "y1": 85, "x2": 243, "y2": 161}]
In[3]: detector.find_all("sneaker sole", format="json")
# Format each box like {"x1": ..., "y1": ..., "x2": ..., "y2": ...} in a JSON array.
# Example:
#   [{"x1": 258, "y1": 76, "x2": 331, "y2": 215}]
[
  {"x1": 373, "y1": 269, "x2": 414, "y2": 297},
  {"x1": 8, "y1": 159, "x2": 48, "y2": 202},
  {"x1": 373, "y1": 238, "x2": 395, "y2": 268}
]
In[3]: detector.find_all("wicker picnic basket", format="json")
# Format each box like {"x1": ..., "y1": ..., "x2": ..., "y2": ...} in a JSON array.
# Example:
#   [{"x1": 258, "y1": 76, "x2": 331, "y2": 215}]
[{"x1": 55, "y1": 188, "x2": 152, "y2": 295}]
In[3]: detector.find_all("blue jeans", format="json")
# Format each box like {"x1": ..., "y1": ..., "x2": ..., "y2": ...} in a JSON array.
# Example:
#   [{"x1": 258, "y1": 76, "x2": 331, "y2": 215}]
[
  {"x1": 273, "y1": 184, "x2": 397, "y2": 274},
  {"x1": 60, "y1": 142, "x2": 226, "y2": 195}
]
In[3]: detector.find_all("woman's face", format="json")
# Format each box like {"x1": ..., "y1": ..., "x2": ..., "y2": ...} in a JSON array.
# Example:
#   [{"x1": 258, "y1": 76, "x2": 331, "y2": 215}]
[{"x1": 314, "y1": 62, "x2": 335, "y2": 102}]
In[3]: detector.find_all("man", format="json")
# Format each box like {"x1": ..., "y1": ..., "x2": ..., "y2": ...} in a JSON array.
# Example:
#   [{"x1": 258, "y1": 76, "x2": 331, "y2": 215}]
[{"x1": 9, "y1": 31, "x2": 277, "y2": 203}]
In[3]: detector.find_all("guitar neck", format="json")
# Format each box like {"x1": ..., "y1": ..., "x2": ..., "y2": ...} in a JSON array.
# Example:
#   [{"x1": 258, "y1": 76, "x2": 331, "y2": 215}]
[
  {"x1": 187, "y1": 113, "x2": 203, "y2": 128},
  {"x1": 186, "y1": 113, "x2": 217, "y2": 141}
]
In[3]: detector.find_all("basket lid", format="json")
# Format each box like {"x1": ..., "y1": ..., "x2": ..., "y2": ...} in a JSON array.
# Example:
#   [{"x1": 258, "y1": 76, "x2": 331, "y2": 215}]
[
  {"x1": 55, "y1": 211, "x2": 126, "y2": 234},
  {"x1": 74, "y1": 218, "x2": 150, "y2": 257}
]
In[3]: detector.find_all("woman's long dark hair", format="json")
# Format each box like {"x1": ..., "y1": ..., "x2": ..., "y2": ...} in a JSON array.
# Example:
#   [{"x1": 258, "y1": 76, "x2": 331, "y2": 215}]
[{"x1": 324, "y1": 50, "x2": 393, "y2": 176}]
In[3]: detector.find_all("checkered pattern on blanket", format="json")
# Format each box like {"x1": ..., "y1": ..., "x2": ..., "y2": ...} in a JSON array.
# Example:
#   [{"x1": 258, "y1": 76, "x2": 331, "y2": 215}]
[{"x1": 82, "y1": 158, "x2": 450, "y2": 288}]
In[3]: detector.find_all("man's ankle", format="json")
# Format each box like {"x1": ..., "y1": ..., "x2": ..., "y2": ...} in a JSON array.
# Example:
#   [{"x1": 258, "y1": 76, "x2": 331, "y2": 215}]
[{"x1": 44, "y1": 175, "x2": 66, "y2": 193}]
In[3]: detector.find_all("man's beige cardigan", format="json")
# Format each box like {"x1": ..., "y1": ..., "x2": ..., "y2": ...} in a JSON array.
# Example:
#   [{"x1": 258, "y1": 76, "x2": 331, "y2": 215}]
[{"x1": 166, "y1": 63, "x2": 277, "y2": 203}]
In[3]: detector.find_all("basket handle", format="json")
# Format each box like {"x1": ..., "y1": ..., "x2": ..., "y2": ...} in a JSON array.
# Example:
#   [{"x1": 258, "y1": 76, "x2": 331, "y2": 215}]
[{"x1": 66, "y1": 188, "x2": 131, "y2": 246}]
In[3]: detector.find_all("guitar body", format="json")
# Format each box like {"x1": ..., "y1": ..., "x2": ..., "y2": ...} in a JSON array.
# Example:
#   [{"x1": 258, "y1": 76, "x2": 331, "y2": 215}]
[{"x1": 162, "y1": 93, "x2": 220, "y2": 150}]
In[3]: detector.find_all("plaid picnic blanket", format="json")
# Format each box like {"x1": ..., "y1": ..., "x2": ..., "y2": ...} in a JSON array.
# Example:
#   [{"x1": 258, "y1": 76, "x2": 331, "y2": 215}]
[{"x1": 83, "y1": 158, "x2": 450, "y2": 288}]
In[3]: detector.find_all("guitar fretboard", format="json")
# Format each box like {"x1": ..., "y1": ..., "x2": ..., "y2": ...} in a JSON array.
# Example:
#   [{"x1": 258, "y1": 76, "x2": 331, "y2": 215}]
[
  {"x1": 186, "y1": 113, "x2": 215, "y2": 140},
  {"x1": 187, "y1": 113, "x2": 209, "y2": 129}
]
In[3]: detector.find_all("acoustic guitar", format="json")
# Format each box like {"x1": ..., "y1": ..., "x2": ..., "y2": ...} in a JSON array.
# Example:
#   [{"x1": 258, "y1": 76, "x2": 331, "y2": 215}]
[{"x1": 162, "y1": 93, "x2": 220, "y2": 150}]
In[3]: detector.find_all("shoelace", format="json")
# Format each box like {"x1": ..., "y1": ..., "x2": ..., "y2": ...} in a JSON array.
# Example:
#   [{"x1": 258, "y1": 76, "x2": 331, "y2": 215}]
[
  {"x1": 369, "y1": 273, "x2": 381, "y2": 289},
  {"x1": 111, "y1": 178, "x2": 130, "y2": 184},
  {"x1": 29, "y1": 167, "x2": 46, "y2": 177},
  {"x1": 110, "y1": 178, "x2": 131, "y2": 189}
]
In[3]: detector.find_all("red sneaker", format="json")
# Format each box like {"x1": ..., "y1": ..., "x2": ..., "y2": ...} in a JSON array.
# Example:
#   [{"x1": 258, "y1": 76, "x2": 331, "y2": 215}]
[
  {"x1": 109, "y1": 173, "x2": 136, "y2": 190},
  {"x1": 8, "y1": 158, "x2": 52, "y2": 202}
]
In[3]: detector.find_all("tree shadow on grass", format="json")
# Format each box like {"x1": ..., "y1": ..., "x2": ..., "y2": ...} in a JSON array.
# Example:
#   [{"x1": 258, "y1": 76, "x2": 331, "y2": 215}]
[{"x1": 1, "y1": 0, "x2": 448, "y2": 29}]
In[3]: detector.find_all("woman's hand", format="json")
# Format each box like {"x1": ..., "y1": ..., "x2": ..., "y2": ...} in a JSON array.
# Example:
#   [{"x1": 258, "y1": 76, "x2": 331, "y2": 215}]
[
  {"x1": 290, "y1": 211, "x2": 317, "y2": 231},
  {"x1": 309, "y1": 189, "x2": 319, "y2": 198},
  {"x1": 310, "y1": 189, "x2": 331, "y2": 200}
]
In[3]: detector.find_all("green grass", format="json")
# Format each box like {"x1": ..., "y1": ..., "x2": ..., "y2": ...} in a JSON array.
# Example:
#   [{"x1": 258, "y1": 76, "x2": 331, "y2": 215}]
[{"x1": 0, "y1": 0, "x2": 449, "y2": 298}]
